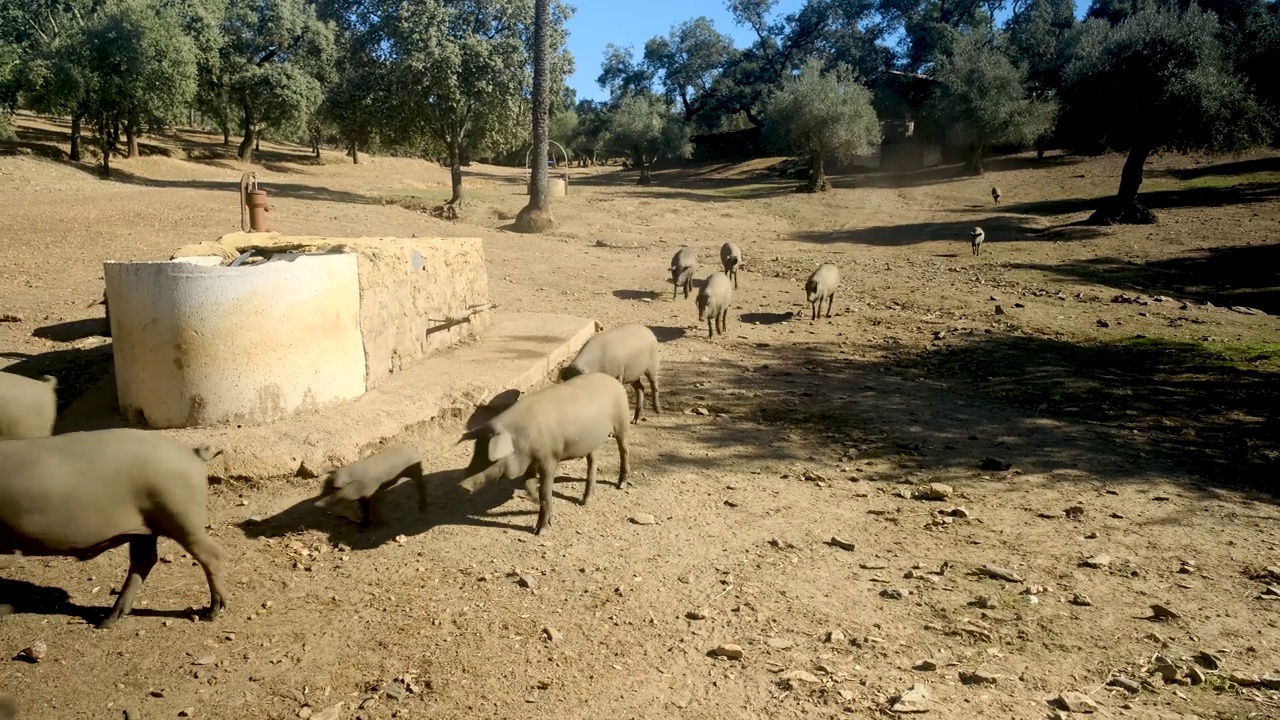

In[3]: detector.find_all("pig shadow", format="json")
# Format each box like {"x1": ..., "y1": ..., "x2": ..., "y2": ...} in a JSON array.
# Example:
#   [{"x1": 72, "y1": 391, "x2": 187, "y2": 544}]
[
  {"x1": 236, "y1": 467, "x2": 582, "y2": 547},
  {"x1": 0, "y1": 576, "x2": 195, "y2": 626},
  {"x1": 650, "y1": 326, "x2": 686, "y2": 342},
  {"x1": 32, "y1": 317, "x2": 109, "y2": 342},
  {"x1": 613, "y1": 289, "x2": 662, "y2": 301},
  {"x1": 740, "y1": 312, "x2": 794, "y2": 325}
]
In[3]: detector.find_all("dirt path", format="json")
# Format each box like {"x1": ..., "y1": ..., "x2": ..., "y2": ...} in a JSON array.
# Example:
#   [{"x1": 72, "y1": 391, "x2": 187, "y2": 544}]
[{"x1": 2, "y1": 116, "x2": 1279, "y2": 719}]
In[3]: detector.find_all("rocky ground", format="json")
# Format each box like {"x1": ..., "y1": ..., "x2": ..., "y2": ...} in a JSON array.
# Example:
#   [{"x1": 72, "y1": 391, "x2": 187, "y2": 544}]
[{"x1": 2, "y1": 114, "x2": 1279, "y2": 720}]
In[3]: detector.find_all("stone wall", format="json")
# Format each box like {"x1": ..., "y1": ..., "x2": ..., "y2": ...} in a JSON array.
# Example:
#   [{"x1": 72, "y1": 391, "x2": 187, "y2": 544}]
[{"x1": 171, "y1": 233, "x2": 491, "y2": 391}]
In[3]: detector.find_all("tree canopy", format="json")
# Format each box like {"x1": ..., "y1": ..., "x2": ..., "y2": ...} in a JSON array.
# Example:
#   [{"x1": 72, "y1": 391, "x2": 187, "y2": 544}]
[
  {"x1": 602, "y1": 94, "x2": 692, "y2": 184},
  {"x1": 760, "y1": 58, "x2": 881, "y2": 191}
]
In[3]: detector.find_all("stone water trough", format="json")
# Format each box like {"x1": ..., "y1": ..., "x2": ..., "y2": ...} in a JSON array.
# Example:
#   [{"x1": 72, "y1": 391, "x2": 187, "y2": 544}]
[{"x1": 87, "y1": 232, "x2": 597, "y2": 482}]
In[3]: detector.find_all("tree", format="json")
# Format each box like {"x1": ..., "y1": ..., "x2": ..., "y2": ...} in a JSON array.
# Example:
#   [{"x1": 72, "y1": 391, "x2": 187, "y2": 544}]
[
  {"x1": 570, "y1": 99, "x2": 610, "y2": 165},
  {"x1": 760, "y1": 58, "x2": 881, "y2": 192},
  {"x1": 602, "y1": 94, "x2": 691, "y2": 184},
  {"x1": 514, "y1": 0, "x2": 555, "y2": 233},
  {"x1": 1061, "y1": 8, "x2": 1270, "y2": 223},
  {"x1": 643, "y1": 17, "x2": 735, "y2": 122},
  {"x1": 1005, "y1": 0, "x2": 1077, "y2": 94},
  {"x1": 597, "y1": 43, "x2": 655, "y2": 101},
  {"x1": 929, "y1": 28, "x2": 1056, "y2": 173}
]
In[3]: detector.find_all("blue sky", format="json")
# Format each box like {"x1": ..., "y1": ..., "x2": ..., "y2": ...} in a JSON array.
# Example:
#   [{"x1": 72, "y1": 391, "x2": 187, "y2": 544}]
[{"x1": 563, "y1": 0, "x2": 1085, "y2": 102}]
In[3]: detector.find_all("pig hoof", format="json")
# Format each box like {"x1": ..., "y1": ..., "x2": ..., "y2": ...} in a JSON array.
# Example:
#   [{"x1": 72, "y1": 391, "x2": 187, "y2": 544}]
[
  {"x1": 200, "y1": 603, "x2": 225, "y2": 622},
  {"x1": 96, "y1": 613, "x2": 123, "y2": 630}
]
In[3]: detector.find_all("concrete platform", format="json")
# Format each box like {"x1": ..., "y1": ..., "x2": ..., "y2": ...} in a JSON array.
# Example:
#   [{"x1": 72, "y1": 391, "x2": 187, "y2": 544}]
[{"x1": 60, "y1": 313, "x2": 598, "y2": 482}]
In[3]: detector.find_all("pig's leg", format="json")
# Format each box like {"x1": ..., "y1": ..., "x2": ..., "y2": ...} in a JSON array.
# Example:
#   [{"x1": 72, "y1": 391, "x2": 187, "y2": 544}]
[
  {"x1": 826, "y1": 294, "x2": 834, "y2": 319},
  {"x1": 98, "y1": 535, "x2": 158, "y2": 629},
  {"x1": 583, "y1": 452, "x2": 596, "y2": 505},
  {"x1": 533, "y1": 459, "x2": 558, "y2": 535},
  {"x1": 358, "y1": 497, "x2": 374, "y2": 530},
  {"x1": 629, "y1": 380, "x2": 644, "y2": 424},
  {"x1": 706, "y1": 317, "x2": 713, "y2": 339},
  {"x1": 646, "y1": 370, "x2": 661, "y2": 414},
  {"x1": 615, "y1": 428, "x2": 631, "y2": 489},
  {"x1": 173, "y1": 531, "x2": 228, "y2": 622},
  {"x1": 410, "y1": 462, "x2": 428, "y2": 513}
]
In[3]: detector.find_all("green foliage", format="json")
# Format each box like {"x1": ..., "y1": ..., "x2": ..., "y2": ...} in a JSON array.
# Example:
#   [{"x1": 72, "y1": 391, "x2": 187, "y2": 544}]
[
  {"x1": 1005, "y1": 0, "x2": 1077, "y2": 93},
  {"x1": 598, "y1": 43, "x2": 655, "y2": 101},
  {"x1": 760, "y1": 58, "x2": 881, "y2": 164},
  {"x1": 929, "y1": 28, "x2": 1056, "y2": 168},
  {"x1": 549, "y1": 107, "x2": 578, "y2": 151},
  {"x1": 1061, "y1": 7, "x2": 1269, "y2": 156},
  {"x1": 643, "y1": 17, "x2": 735, "y2": 120},
  {"x1": 602, "y1": 94, "x2": 691, "y2": 167}
]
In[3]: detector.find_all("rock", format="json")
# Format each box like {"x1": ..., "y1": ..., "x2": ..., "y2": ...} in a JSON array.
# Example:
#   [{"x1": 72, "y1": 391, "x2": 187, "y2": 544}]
[
  {"x1": 1021, "y1": 584, "x2": 1048, "y2": 595},
  {"x1": 1070, "y1": 594, "x2": 1093, "y2": 607},
  {"x1": 914, "y1": 660, "x2": 938, "y2": 671},
  {"x1": 959, "y1": 670, "x2": 999, "y2": 685},
  {"x1": 880, "y1": 588, "x2": 909, "y2": 600},
  {"x1": 1151, "y1": 655, "x2": 1180, "y2": 682},
  {"x1": 179, "y1": 709, "x2": 194, "y2": 718},
  {"x1": 890, "y1": 684, "x2": 931, "y2": 713},
  {"x1": 943, "y1": 507, "x2": 970, "y2": 519},
  {"x1": 978, "y1": 565, "x2": 1024, "y2": 583},
  {"x1": 1064, "y1": 505, "x2": 1085, "y2": 519},
  {"x1": 1149, "y1": 604, "x2": 1180, "y2": 621},
  {"x1": 860, "y1": 558, "x2": 890, "y2": 570},
  {"x1": 801, "y1": 470, "x2": 829, "y2": 483},
  {"x1": 1186, "y1": 665, "x2": 1206, "y2": 685},
  {"x1": 1194, "y1": 651, "x2": 1222, "y2": 670},
  {"x1": 780, "y1": 669, "x2": 821, "y2": 684},
  {"x1": 383, "y1": 683, "x2": 409, "y2": 701},
  {"x1": 312, "y1": 704, "x2": 344, "y2": 720},
  {"x1": 1081, "y1": 554, "x2": 1111, "y2": 568},
  {"x1": 1230, "y1": 306, "x2": 1268, "y2": 316},
  {"x1": 974, "y1": 595, "x2": 998, "y2": 609},
  {"x1": 765, "y1": 637, "x2": 795, "y2": 650},
  {"x1": 827, "y1": 536, "x2": 857, "y2": 551},
  {"x1": 1260, "y1": 676, "x2": 1280, "y2": 690},
  {"x1": 994, "y1": 305, "x2": 1006, "y2": 315},
  {"x1": 629, "y1": 513, "x2": 657, "y2": 526},
  {"x1": 825, "y1": 629, "x2": 847, "y2": 644},
  {"x1": 298, "y1": 708, "x2": 313, "y2": 719},
  {"x1": 1228, "y1": 671, "x2": 1259, "y2": 686},
  {"x1": 1107, "y1": 676, "x2": 1140, "y2": 694},
  {"x1": 517, "y1": 574, "x2": 538, "y2": 590},
  {"x1": 1096, "y1": 319, "x2": 1110, "y2": 328},
  {"x1": 912, "y1": 483, "x2": 953, "y2": 501},
  {"x1": 541, "y1": 626, "x2": 563, "y2": 644},
  {"x1": 1176, "y1": 561, "x2": 1196, "y2": 574},
  {"x1": 192, "y1": 654, "x2": 217, "y2": 666},
  {"x1": 685, "y1": 609, "x2": 708, "y2": 620},
  {"x1": 1056, "y1": 691, "x2": 1098, "y2": 713},
  {"x1": 1260, "y1": 584, "x2": 1280, "y2": 598},
  {"x1": 979, "y1": 457, "x2": 1012, "y2": 471},
  {"x1": 15, "y1": 641, "x2": 46, "y2": 663},
  {"x1": 711, "y1": 644, "x2": 744, "y2": 660}
]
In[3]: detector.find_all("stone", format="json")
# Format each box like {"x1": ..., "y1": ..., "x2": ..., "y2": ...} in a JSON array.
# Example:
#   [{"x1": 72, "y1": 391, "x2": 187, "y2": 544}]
[
  {"x1": 827, "y1": 536, "x2": 857, "y2": 551},
  {"x1": 541, "y1": 626, "x2": 563, "y2": 644},
  {"x1": 1260, "y1": 676, "x2": 1280, "y2": 690},
  {"x1": 1194, "y1": 651, "x2": 1222, "y2": 670},
  {"x1": 179, "y1": 709, "x2": 195, "y2": 718},
  {"x1": 1185, "y1": 665, "x2": 1206, "y2": 685},
  {"x1": 711, "y1": 644, "x2": 744, "y2": 660},
  {"x1": 1107, "y1": 677, "x2": 1140, "y2": 694},
  {"x1": 880, "y1": 588, "x2": 909, "y2": 600},
  {"x1": 1081, "y1": 554, "x2": 1111, "y2": 569},
  {"x1": 825, "y1": 629, "x2": 847, "y2": 644},
  {"x1": 16, "y1": 641, "x2": 46, "y2": 663},
  {"x1": 978, "y1": 458, "x2": 1012, "y2": 471},
  {"x1": 978, "y1": 565, "x2": 1024, "y2": 583},
  {"x1": 685, "y1": 610, "x2": 708, "y2": 621},
  {"x1": 1064, "y1": 505, "x2": 1085, "y2": 519},
  {"x1": 780, "y1": 669, "x2": 821, "y2": 684},
  {"x1": 382, "y1": 683, "x2": 408, "y2": 701},
  {"x1": 912, "y1": 483, "x2": 953, "y2": 501},
  {"x1": 312, "y1": 704, "x2": 344, "y2": 720},
  {"x1": 914, "y1": 660, "x2": 938, "y2": 672},
  {"x1": 1056, "y1": 691, "x2": 1098, "y2": 713},
  {"x1": 629, "y1": 513, "x2": 657, "y2": 526},
  {"x1": 1149, "y1": 604, "x2": 1180, "y2": 621},
  {"x1": 974, "y1": 595, "x2": 998, "y2": 609},
  {"x1": 1227, "y1": 672, "x2": 1259, "y2": 686},
  {"x1": 765, "y1": 638, "x2": 795, "y2": 650},
  {"x1": 298, "y1": 708, "x2": 313, "y2": 719},
  {"x1": 890, "y1": 684, "x2": 931, "y2": 713},
  {"x1": 861, "y1": 558, "x2": 890, "y2": 570},
  {"x1": 959, "y1": 670, "x2": 999, "y2": 686},
  {"x1": 1070, "y1": 594, "x2": 1093, "y2": 607},
  {"x1": 943, "y1": 507, "x2": 970, "y2": 519},
  {"x1": 517, "y1": 574, "x2": 538, "y2": 590},
  {"x1": 1151, "y1": 655, "x2": 1180, "y2": 683},
  {"x1": 192, "y1": 655, "x2": 217, "y2": 666}
]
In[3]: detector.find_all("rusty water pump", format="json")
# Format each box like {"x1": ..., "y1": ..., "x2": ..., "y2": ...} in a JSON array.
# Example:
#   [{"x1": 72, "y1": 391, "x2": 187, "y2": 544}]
[{"x1": 239, "y1": 171, "x2": 270, "y2": 232}]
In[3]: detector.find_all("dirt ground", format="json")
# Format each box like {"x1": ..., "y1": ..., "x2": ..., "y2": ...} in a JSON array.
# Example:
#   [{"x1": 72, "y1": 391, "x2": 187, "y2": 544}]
[{"x1": 2, "y1": 113, "x2": 1280, "y2": 720}]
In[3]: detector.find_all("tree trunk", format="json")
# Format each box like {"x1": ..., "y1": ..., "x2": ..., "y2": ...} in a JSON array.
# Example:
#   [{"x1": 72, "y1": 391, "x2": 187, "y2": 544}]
[
  {"x1": 637, "y1": 158, "x2": 653, "y2": 185},
  {"x1": 189, "y1": 106, "x2": 194, "y2": 128},
  {"x1": 99, "y1": 120, "x2": 111, "y2": 177},
  {"x1": 349, "y1": 141, "x2": 359, "y2": 164},
  {"x1": 514, "y1": 0, "x2": 555, "y2": 233},
  {"x1": 964, "y1": 141, "x2": 985, "y2": 175},
  {"x1": 446, "y1": 134, "x2": 464, "y2": 206},
  {"x1": 1089, "y1": 143, "x2": 1157, "y2": 224},
  {"x1": 255, "y1": 133, "x2": 261, "y2": 152},
  {"x1": 125, "y1": 122, "x2": 138, "y2": 159},
  {"x1": 69, "y1": 113, "x2": 82, "y2": 162},
  {"x1": 312, "y1": 134, "x2": 320, "y2": 158},
  {"x1": 803, "y1": 147, "x2": 829, "y2": 192},
  {"x1": 238, "y1": 104, "x2": 254, "y2": 162},
  {"x1": 222, "y1": 123, "x2": 230, "y2": 146}
]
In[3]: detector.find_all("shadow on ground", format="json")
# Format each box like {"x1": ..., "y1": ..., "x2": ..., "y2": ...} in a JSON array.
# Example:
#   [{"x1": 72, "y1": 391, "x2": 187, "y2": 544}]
[
  {"x1": 1, "y1": 342, "x2": 114, "y2": 414},
  {"x1": 653, "y1": 333, "x2": 1278, "y2": 499},
  {"x1": 790, "y1": 215, "x2": 1108, "y2": 247},
  {"x1": 1015, "y1": 243, "x2": 1280, "y2": 315}
]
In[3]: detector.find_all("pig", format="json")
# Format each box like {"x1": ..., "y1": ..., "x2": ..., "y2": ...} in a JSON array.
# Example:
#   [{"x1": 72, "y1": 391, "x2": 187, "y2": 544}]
[
  {"x1": 315, "y1": 444, "x2": 426, "y2": 530},
  {"x1": 0, "y1": 429, "x2": 228, "y2": 629},
  {"x1": 560, "y1": 324, "x2": 661, "y2": 424},
  {"x1": 805, "y1": 263, "x2": 840, "y2": 321},
  {"x1": 719, "y1": 242, "x2": 742, "y2": 289},
  {"x1": 991, "y1": 186, "x2": 1001, "y2": 205},
  {"x1": 670, "y1": 246, "x2": 697, "y2": 299},
  {"x1": 697, "y1": 271, "x2": 734, "y2": 339},
  {"x1": 458, "y1": 372, "x2": 630, "y2": 535},
  {"x1": 0, "y1": 371, "x2": 58, "y2": 440},
  {"x1": 970, "y1": 227, "x2": 985, "y2": 256}
]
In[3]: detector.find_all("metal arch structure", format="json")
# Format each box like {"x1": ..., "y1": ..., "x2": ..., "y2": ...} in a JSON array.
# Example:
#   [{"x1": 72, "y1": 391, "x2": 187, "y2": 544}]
[{"x1": 524, "y1": 140, "x2": 571, "y2": 194}]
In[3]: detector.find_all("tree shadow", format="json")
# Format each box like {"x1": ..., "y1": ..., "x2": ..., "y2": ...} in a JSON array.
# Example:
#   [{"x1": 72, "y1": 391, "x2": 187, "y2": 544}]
[
  {"x1": 238, "y1": 466, "x2": 606, "y2": 549},
  {"x1": 740, "y1": 312, "x2": 794, "y2": 325},
  {"x1": 1163, "y1": 155, "x2": 1280, "y2": 181},
  {"x1": 1013, "y1": 243, "x2": 1280, "y2": 315},
  {"x1": 999, "y1": 181, "x2": 1280, "y2": 218},
  {"x1": 789, "y1": 215, "x2": 1107, "y2": 247},
  {"x1": 613, "y1": 289, "x2": 662, "y2": 301},
  {"x1": 653, "y1": 333, "x2": 1278, "y2": 501}
]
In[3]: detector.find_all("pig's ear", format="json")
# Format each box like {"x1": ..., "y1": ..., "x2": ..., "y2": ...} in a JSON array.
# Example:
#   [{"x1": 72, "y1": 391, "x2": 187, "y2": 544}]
[{"x1": 487, "y1": 430, "x2": 514, "y2": 460}]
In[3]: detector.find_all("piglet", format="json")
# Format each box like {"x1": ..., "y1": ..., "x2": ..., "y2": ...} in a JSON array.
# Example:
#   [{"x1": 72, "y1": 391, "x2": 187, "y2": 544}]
[
  {"x1": 805, "y1": 263, "x2": 840, "y2": 321},
  {"x1": 720, "y1": 242, "x2": 742, "y2": 289},
  {"x1": 670, "y1": 246, "x2": 697, "y2": 299},
  {"x1": 697, "y1": 271, "x2": 734, "y2": 338},
  {"x1": 316, "y1": 444, "x2": 426, "y2": 530},
  {"x1": 561, "y1": 323, "x2": 660, "y2": 424}
]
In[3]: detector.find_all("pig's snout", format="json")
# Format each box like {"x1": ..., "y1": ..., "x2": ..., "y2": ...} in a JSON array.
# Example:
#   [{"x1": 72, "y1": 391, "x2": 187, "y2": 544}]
[{"x1": 459, "y1": 471, "x2": 490, "y2": 494}]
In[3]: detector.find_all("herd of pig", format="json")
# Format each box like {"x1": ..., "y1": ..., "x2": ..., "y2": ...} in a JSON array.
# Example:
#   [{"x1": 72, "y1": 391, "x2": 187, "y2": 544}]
[{"x1": 0, "y1": 245, "x2": 844, "y2": 632}]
